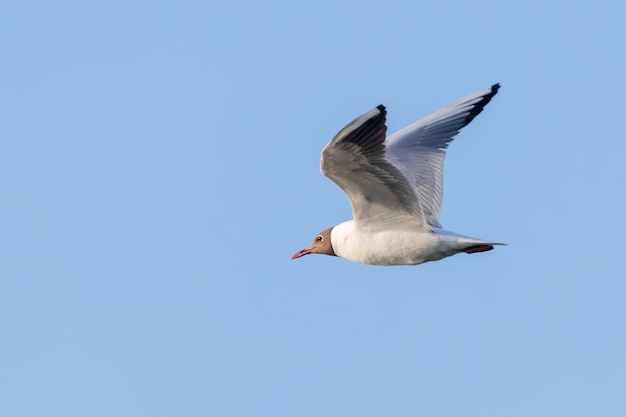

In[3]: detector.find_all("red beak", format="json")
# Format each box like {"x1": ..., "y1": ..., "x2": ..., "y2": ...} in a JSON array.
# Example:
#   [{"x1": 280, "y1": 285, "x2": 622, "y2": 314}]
[{"x1": 291, "y1": 248, "x2": 312, "y2": 260}]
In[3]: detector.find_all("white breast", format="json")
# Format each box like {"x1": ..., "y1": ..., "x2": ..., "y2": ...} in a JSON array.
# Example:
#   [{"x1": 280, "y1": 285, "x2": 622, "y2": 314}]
[{"x1": 330, "y1": 221, "x2": 459, "y2": 266}]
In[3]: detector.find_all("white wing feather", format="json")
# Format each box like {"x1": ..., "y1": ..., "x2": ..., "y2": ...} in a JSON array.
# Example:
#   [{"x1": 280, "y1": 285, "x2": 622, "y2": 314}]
[{"x1": 385, "y1": 84, "x2": 500, "y2": 227}]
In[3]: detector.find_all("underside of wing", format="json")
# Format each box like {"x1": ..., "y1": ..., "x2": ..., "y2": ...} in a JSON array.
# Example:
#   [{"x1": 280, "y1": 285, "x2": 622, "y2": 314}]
[
  {"x1": 385, "y1": 84, "x2": 500, "y2": 227},
  {"x1": 320, "y1": 105, "x2": 430, "y2": 230}
]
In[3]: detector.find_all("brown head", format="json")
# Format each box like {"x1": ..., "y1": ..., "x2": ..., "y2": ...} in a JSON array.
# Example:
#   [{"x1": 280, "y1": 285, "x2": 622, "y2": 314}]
[{"x1": 291, "y1": 226, "x2": 336, "y2": 260}]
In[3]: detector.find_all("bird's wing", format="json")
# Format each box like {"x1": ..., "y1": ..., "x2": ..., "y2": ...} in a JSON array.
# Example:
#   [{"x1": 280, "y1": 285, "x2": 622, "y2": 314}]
[
  {"x1": 320, "y1": 105, "x2": 430, "y2": 231},
  {"x1": 385, "y1": 84, "x2": 500, "y2": 228}
]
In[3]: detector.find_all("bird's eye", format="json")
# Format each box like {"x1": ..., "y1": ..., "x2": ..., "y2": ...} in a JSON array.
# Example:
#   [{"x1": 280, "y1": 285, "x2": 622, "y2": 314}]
[{"x1": 316, "y1": 235, "x2": 324, "y2": 242}]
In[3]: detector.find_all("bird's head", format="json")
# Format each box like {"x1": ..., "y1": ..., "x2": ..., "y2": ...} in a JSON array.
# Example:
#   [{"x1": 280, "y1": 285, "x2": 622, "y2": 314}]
[{"x1": 291, "y1": 227, "x2": 336, "y2": 259}]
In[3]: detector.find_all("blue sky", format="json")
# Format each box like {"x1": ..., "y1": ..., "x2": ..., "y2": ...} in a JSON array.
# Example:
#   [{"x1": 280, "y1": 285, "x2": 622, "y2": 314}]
[{"x1": 1, "y1": 1, "x2": 625, "y2": 416}]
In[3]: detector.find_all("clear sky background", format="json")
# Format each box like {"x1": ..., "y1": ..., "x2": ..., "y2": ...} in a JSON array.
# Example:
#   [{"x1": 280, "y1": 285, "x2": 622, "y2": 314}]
[{"x1": 2, "y1": 1, "x2": 625, "y2": 416}]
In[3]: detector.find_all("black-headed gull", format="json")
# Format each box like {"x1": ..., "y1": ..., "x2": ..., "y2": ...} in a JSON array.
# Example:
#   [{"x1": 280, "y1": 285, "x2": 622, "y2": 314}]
[{"x1": 292, "y1": 84, "x2": 505, "y2": 266}]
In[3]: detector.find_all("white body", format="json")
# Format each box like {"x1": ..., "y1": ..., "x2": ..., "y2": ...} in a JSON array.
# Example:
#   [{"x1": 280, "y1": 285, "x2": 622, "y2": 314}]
[
  {"x1": 331, "y1": 221, "x2": 502, "y2": 266},
  {"x1": 294, "y1": 84, "x2": 505, "y2": 266}
]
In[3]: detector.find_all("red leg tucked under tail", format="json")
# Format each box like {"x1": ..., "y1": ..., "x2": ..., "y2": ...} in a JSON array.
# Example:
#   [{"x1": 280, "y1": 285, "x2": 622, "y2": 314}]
[{"x1": 462, "y1": 244, "x2": 494, "y2": 254}]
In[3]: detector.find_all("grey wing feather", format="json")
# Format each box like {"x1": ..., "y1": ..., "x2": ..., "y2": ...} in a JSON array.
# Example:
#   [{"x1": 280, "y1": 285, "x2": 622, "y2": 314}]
[
  {"x1": 320, "y1": 105, "x2": 430, "y2": 230},
  {"x1": 385, "y1": 84, "x2": 500, "y2": 228}
]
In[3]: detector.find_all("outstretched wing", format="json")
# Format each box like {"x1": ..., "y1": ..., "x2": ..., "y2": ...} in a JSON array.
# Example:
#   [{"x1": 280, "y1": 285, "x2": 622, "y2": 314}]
[
  {"x1": 385, "y1": 84, "x2": 500, "y2": 228},
  {"x1": 320, "y1": 105, "x2": 430, "y2": 231}
]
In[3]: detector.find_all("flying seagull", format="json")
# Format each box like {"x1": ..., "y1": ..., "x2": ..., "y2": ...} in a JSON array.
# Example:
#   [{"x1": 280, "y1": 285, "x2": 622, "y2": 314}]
[{"x1": 292, "y1": 84, "x2": 505, "y2": 266}]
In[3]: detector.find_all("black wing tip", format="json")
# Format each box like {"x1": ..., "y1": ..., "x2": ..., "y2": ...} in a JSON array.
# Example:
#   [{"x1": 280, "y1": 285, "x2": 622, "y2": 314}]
[
  {"x1": 372, "y1": 104, "x2": 387, "y2": 126},
  {"x1": 328, "y1": 103, "x2": 388, "y2": 150},
  {"x1": 483, "y1": 83, "x2": 500, "y2": 102},
  {"x1": 465, "y1": 83, "x2": 500, "y2": 124}
]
